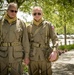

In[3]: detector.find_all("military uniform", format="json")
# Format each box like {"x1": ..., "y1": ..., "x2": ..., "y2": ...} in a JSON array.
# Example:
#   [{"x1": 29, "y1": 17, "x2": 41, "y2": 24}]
[
  {"x1": 27, "y1": 20, "x2": 58, "y2": 75},
  {"x1": 0, "y1": 18, "x2": 30, "y2": 75}
]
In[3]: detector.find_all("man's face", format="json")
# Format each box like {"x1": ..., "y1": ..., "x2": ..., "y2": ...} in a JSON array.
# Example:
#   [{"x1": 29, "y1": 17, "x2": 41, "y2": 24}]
[
  {"x1": 32, "y1": 8, "x2": 43, "y2": 21},
  {"x1": 7, "y1": 7, "x2": 17, "y2": 18}
]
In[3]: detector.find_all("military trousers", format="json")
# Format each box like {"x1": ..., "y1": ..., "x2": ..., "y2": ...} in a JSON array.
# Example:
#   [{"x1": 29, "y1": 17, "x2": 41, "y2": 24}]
[
  {"x1": 29, "y1": 60, "x2": 52, "y2": 75},
  {"x1": 0, "y1": 61, "x2": 23, "y2": 75}
]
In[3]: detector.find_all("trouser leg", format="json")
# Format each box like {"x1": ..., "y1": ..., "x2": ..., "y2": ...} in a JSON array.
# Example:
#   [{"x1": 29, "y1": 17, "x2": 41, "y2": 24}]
[
  {"x1": 0, "y1": 61, "x2": 8, "y2": 75},
  {"x1": 0, "y1": 61, "x2": 23, "y2": 75},
  {"x1": 29, "y1": 61, "x2": 52, "y2": 75},
  {"x1": 29, "y1": 61, "x2": 40, "y2": 75},
  {"x1": 39, "y1": 61, "x2": 52, "y2": 75},
  {"x1": 11, "y1": 62, "x2": 23, "y2": 75},
  {"x1": 46, "y1": 62, "x2": 52, "y2": 75}
]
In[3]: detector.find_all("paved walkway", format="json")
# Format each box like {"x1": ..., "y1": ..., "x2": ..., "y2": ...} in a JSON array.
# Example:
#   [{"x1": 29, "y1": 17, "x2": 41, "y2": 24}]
[{"x1": 52, "y1": 50, "x2": 74, "y2": 75}]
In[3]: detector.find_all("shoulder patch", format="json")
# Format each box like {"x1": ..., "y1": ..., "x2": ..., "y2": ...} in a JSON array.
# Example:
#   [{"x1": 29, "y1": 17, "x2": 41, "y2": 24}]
[{"x1": 51, "y1": 25, "x2": 54, "y2": 30}]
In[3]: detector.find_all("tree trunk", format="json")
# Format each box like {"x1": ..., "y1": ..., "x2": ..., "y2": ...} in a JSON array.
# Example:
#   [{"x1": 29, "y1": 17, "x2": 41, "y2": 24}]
[{"x1": 64, "y1": 25, "x2": 66, "y2": 45}]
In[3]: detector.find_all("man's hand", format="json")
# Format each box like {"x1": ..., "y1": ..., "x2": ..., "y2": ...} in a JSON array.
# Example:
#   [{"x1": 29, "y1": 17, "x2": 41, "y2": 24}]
[
  {"x1": 49, "y1": 50, "x2": 58, "y2": 62},
  {"x1": 24, "y1": 58, "x2": 30, "y2": 65}
]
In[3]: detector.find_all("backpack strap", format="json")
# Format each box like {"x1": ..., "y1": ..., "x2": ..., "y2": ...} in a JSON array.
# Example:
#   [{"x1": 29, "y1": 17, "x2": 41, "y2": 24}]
[
  {"x1": 34, "y1": 25, "x2": 43, "y2": 37},
  {"x1": 29, "y1": 23, "x2": 43, "y2": 37},
  {"x1": 29, "y1": 23, "x2": 43, "y2": 43}
]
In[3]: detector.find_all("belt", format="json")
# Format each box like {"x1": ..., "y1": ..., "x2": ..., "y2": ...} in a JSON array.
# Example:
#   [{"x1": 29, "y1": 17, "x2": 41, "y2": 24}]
[
  {"x1": 1, "y1": 42, "x2": 21, "y2": 47},
  {"x1": 32, "y1": 42, "x2": 47, "y2": 48}
]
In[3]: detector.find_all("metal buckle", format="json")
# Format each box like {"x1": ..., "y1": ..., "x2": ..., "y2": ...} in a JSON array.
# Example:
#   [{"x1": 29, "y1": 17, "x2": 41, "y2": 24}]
[
  {"x1": 36, "y1": 43, "x2": 41, "y2": 47},
  {"x1": 8, "y1": 43, "x2": 12, "y2": 46},
  {"x1": 39, "y1": 44, "x2": 41, "y2": 47},
  {"x1": 32, "y1": 42, "x2": 41, "y2": 47}
]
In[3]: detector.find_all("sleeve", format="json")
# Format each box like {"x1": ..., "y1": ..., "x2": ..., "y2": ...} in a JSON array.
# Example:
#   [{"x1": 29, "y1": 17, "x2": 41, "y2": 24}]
[
  {"x1": 21, "y1": 20, "x2": 30, "y2": 58},
  {"x1": 49, "y1": 23, "x2": 58, "y2": 48},
  {"x1": 0, "y1": 18, "x2": 3, "y2": 45},
  {"x1": 0, "y1": 20, "x2": 1, "y2": 45}
]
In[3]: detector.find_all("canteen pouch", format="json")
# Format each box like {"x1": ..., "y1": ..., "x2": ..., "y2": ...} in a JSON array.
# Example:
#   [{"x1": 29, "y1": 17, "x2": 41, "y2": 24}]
[
  {"x1": 43, "y1": 47, "x2": 53, "y2": 60},
  {"x1": 30, "y1": 47, "x2": 36, "y2": 57},
  {"x1": 0, "y1": 47, "x2": 8, "y2": 58}
]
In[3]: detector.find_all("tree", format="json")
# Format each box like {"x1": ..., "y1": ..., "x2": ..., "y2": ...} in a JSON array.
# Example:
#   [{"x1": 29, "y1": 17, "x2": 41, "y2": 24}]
[
  {"x1": 20, "y1": 0, "x2": 74, "y2": 45},
  {"x1": 7, "y1": 0, "x2": 25, "y2": 8},
  {"x1": 1, "y1": 0, "x2": 74, "y2": 45}
]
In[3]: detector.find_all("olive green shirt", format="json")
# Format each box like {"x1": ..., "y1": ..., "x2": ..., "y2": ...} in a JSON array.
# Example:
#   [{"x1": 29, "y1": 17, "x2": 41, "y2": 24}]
[
  {"x1": 0, "y1": 18, "x2": 30, "y2": 63},
  {"x1": 27, "y1": 20, "x2": 58, "y2": 61}
]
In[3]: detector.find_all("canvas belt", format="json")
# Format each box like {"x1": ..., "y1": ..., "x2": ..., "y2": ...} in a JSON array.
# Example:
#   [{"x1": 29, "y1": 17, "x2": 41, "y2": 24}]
[
  {"x1": 32, "y1": 42, "x2": 47, "y2": 48},
  {"x1": 1, "y1": 42, "x2": 21, "y2": 47}
]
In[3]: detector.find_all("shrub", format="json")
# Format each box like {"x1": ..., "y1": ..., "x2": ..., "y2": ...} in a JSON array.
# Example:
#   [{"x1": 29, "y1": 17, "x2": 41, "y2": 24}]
[{"x1": 58, "y1": 44, "x2": 74, "y2": 51}]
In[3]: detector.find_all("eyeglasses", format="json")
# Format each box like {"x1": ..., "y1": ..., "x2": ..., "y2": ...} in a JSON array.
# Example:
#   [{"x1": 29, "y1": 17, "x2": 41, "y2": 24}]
[
  {"x1": 33, "y1": 13, "x2": 41, "y2": 16},
  {"x1": 10, "y1": 10, "x2": 17, "y2": 13}
]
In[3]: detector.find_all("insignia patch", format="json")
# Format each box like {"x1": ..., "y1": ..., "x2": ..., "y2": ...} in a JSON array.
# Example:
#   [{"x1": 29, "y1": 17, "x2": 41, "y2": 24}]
[{"x1": 51, "y1": 25, "x2": 54, "y2": 30}]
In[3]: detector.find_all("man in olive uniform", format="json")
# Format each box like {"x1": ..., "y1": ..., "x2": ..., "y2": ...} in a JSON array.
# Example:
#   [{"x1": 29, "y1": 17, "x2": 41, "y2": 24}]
[
  {"x1": 27, "y1": 6, "x2": 58, "y2": 75},
  {"x1": 0, "y1": 2, "x2": 30, "y2": 75}
]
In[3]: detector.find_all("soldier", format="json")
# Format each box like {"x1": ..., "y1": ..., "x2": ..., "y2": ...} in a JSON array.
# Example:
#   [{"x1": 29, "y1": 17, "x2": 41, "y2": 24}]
[
  {"x1": 27, "y1": 6, "x2": 58, "y2": 75},
  {"x1": 0, "y1": 2, "x2": 30, "y2": 75}
]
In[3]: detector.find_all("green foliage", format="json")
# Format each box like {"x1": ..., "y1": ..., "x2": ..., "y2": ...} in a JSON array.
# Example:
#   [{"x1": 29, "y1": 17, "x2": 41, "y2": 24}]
[
  {"x1": 7, "y1": 0, "x2": 25, "y2": 8},
  {"x1": 22, "y1": 62, "x2": 28, "y2": 73},
  {"x1": 8, "y1": 0, "x2": 74, "y2": 34},
  {"x1": 0, "y1": 0, "x2": 4, "y2": 8},
  {"x1": 1, "y1": 0, "x2": 74, "y2": 34},
  {"x1": 59, "y1": 44, "x2": 74, "y2": 51}
]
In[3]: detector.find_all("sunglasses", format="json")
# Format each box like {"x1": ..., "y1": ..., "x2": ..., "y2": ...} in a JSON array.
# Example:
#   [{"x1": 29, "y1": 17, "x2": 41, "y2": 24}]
[
  {"x1": 10, "y1": 10, "x2": 17, "y2": 13},
  {"x1": 33, "y1": 13, "x2": 41, "y2": 16}
]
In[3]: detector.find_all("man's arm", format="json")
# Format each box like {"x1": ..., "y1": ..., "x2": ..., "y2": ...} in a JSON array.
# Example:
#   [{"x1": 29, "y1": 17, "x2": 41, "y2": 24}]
[
  {"x1": 21, "y1": 20, "x2": 30, "y2": 64},
  {"x1": 49, "y1": 23, "x2": 59, "y2": 62}
]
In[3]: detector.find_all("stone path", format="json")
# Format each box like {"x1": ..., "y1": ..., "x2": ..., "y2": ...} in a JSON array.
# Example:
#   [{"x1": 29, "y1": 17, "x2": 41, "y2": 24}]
[{"x1": 52, "y1": 50, "x2": 74, "y2": 75}]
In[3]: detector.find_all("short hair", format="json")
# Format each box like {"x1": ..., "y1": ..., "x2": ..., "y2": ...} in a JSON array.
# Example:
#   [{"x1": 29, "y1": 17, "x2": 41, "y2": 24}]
[
  {"x1": 32, "y1": 6, "x2": 43, "y2": 13},
  {"x1": 7, "y1": 2, "x2": 18, "y2": 10}
]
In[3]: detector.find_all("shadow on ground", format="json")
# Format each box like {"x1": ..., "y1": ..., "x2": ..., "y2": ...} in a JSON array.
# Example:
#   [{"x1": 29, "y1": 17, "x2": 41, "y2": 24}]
[{"x1": 52, "y1": 63, "x2": 74, "y2": 75}]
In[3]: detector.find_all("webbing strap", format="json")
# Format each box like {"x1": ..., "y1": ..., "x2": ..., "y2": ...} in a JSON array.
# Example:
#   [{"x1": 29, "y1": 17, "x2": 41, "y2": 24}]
[
  {"x1": 34, "y1": 25, "x2": 43, "y2": 37},
  {"x1": 29, "y1": 21, "x2": 50, "y2": 48},
  {"x1": 1, "y1": 42, "x2": 21, "y2": 47},
  {"x1": 30, "y1": 25, "x2": 43, "y2": 37}
]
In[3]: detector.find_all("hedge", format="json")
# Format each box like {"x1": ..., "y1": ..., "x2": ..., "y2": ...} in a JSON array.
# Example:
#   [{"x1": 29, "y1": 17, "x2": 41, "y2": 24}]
[{"x1": 58, "y1": 44, "x2": 74, "y2": 51}]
